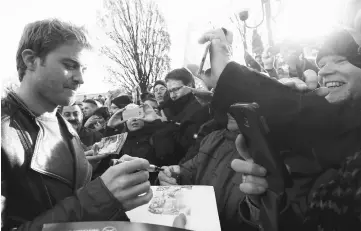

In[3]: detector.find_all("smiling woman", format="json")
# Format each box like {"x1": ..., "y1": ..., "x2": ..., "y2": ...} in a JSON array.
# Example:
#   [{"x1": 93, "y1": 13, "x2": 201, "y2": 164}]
[{"x1": 316, "y1": 28, "x2": 361, "y2": 105}]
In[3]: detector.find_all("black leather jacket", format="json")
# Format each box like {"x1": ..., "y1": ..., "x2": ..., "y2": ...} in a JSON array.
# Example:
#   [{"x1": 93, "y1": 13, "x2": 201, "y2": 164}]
[{"x1": 1, "y1": 92, "x2": 128, "y2": 231}]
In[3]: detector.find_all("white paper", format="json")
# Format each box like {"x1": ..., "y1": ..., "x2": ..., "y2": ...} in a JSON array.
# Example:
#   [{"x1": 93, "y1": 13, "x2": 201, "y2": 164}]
[{"x1": 126, "y1": 186, "x2": 221, "y2": 231}]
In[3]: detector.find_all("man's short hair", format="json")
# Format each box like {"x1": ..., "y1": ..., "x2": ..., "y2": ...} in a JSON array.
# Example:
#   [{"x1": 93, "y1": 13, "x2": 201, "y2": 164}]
[
  {"x1": 165, "y1": 68, "x2": 195, "y2": 87},
  {"x1": 16, "y1": 18, "x2": 92, "y2": 82},
  {"x1": 58, "y1": 103, "x2": 81, "y2": 114},
  {"x1": 83, "y1": 99, "x2": 98, "y2": 107}
]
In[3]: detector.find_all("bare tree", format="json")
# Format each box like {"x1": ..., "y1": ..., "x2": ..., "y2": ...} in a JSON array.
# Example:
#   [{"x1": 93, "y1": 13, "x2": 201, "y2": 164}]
[{"x1": 98, "y1": 0, "x2": 171, "y2": 93}]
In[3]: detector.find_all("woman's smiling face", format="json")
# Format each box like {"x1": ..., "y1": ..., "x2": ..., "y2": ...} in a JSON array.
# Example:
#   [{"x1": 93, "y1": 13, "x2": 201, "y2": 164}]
[{"x1": 318, "y1": 55, "x2": 361, "y2": 106}]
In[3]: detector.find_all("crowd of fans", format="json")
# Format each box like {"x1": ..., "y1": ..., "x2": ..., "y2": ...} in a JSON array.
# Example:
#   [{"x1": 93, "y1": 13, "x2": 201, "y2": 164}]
[{"x1": 1, "y1": 7, "x2": 361, "y2": 231}]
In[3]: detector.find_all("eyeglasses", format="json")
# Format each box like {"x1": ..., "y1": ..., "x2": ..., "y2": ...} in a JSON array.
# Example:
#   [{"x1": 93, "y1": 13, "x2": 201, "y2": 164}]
[{"x1": 168, "y1": 86, "x2": 184, "y2": 94}]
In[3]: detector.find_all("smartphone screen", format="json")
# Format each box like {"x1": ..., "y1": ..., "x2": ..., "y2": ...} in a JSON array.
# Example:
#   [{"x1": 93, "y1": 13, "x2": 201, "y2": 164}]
[{"x1": 122, "y1": 106, "x2": 144, "y2": 121}]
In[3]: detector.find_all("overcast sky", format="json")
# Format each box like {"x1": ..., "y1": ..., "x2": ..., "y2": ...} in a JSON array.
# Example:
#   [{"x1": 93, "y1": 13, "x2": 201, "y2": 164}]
[{"x1": 0, "y1": 0, "x2": 342, "y2": 94}]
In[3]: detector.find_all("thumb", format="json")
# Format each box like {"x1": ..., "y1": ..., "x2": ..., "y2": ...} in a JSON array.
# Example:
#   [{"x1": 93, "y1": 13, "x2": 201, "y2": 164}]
[
  {"x1": 235, "y1": 134, "x2": 252, "y2": 161},
  {"x1": 313, "y1": 87, "x2": 330, "y2": 97},
  {"x1": 173, "y1": 213, "x2": 187, "y2": 228},
  {"x1": 303, "y1": 69, "x2": 319, "y2": 90},
  {"x1": 92, "y1": 143, "x2": 100, "y2": 155}
]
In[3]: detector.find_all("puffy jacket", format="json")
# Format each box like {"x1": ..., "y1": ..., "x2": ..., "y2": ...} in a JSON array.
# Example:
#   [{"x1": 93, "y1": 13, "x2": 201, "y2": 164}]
[
  {"x1": 1, "y1": 92, "x2": 128, "y2": 231},
  {"x1": 179, "y1": 129, "x2": 253, "y2": 231}
]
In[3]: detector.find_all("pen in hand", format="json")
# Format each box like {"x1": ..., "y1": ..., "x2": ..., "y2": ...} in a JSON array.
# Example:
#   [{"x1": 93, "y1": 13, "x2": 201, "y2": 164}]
[{"x1": 110, "y1": 159, "x2": 164, "y2": 172}]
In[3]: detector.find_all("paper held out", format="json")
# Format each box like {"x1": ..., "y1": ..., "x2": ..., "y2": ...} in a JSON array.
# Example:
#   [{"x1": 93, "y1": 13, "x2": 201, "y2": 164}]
[{"x1": 42, "y1": 186, "x2": 221, "y2": 231}]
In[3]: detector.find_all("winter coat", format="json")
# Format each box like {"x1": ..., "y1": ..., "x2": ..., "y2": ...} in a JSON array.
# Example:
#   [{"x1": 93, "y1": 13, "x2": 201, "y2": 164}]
[
  {"x1": 179, "y1": 129, "x2": 252, "y2": 231},
  {"x1": 158, "y1": 93, "x2": 212, "y2": 162}
]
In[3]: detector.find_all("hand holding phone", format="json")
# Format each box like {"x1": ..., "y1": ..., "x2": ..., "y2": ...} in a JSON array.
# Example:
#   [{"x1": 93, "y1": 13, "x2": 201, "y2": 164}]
[
  {"x1": 122, "y1": 106, "x2": 145, "y2": 121},
  {"x1": 229, "y1": 102, "x2": 292, "y2": 231}
]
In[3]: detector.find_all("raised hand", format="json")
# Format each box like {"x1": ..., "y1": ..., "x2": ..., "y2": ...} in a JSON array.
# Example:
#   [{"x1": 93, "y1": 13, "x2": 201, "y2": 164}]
[
  {"x1": 107, "y1": 108, "x2": 126, "y2": 128},
  {"x1": 198, "y1": 28, "x2": 233, "y2": 89}
]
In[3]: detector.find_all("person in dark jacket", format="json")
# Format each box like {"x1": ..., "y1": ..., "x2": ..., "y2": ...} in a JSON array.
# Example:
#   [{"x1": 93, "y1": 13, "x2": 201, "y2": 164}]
[
  {"x1": 1, "y1": 19, "x2": 152, "y2": 231},
  {"x1": 84, "y1": 107, "x2": 110, "y2": 135},
  {"x1": 158, "y1": 114, "x2": 252, "y2": 231},
  {"x1": 198, "y1": 27, "x2": 361, "y2": 230},
  {"x1": 153, "y1": 80, "x2": 168, "y2": 106},
  {"x1": 158, "y1": 68, "x2": 212, "y2": 162},
  {"x1": 60, "y1": 104, "x2": 103, "y2": 147}
]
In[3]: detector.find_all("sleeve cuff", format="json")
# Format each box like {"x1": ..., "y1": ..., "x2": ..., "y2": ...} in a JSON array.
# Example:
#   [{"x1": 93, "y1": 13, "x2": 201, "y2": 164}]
[{"x1": 76, "y1": 177, "x2": 129, "y2": 221}]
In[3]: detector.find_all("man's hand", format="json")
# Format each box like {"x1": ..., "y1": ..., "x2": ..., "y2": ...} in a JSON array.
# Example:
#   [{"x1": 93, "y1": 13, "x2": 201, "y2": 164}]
[
  {"x1": 107, "y1": 108, "x2": 126, "y2": 128},
  {"x1": 183, "y1": 86, "x2": 213, "y2": 105},
  {"x1": 278, "y1": 70, "x2": 330, "y2": 97},
  {"x1": 231, "y1": 134, "x2": 268, "y2": 206},
  {"x1": 158, "y1": 165, "x2": 180, "y2": 186},
  {"x1": 138, "y1": 104, "x2": 162, "y2": 122},
  {"x1": 198, "y1": 28, "x2": 233, "y2": 89},
  {"x1": 86, "y1": 142, "x2": 110, "y2": 169},
  {"x1": 84, "y1": 115, "x2": 97, "y2": 128},
  {"x1": 100, "y1": 158, "x2": 153, "y2": 211}
]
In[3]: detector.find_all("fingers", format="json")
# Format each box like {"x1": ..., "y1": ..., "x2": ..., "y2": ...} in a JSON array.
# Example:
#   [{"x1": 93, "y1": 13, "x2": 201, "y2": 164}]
[
  {"x1": 113, "y1": 158, "x2": 150, "y2": 175},
  {"x1": 162, "y1": 167, "x2": 172, "y2": 177},
  {"x1": 303, "y1": 70, "x2": 318, "y2": 90},
  {"x1": 169, "y1": 165, "x2": 181, "y2": 174},
  {"x1": 279, "y1": 78, "x2": 308, "y2": 91},
  {"x1": 235, "y1": 134, "x2": 252, "y2": 161},
  {"x1": 92, "y1": 142, "x2": 100, "y2": 153},
  {"x1": 173, "y1": 213, "x2": 187, "y2": 229},
  {"x1": 198, "y1": 28, "x2": 232, "y2": 45},
  {"x1": 198, "y1": 30, "x2": 218, "y2": 44},
  {"x1": 158, "y1": 171, "x2": 177, "y2": 185},
  {"x1": 119, "y1": 170, "x2": 149, "y2": 188},
  {"x1": 120, "y1": 181, "x2": 151, "y2": 201},
  {"x1": 243, "y1": 175, "x2": 268, "y2": 188},
  {"x1": 239, "y1": 182, "x2": 267, "y2": 195},
  {"x1": 313, "y1": 87, "x2": 330, "y2": 97},
  {"x1": 231, "y1": 159, "x2": 267, "y2": 176},
  {"x1": 122, "y1": 188, "x2": 153, "y2": 211},
  {"x1": 84, "y1": 150, "x2": 94, "y2": 156},
  {"x1": 120, "y1": 154, "x2": 138, "y2": 162},
  {"x1": 86, "y1": 154, "x2": 109, "y2": 162}
]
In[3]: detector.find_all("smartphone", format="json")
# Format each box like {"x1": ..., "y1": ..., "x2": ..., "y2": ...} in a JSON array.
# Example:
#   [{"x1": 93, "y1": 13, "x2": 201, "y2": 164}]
[
  {"x1": 122, "y1": 106, "x2": 144, "y2": 121},
  {"x1": 229, "y1": 102, "x2": 292, "y2": 231},
  {"x1": 197, "y1": 42, "x2": 211, "y2": 76}
]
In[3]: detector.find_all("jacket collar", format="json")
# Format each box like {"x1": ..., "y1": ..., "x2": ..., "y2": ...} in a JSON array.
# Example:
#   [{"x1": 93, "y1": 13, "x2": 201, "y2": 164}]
[
  {"x1": 7, "y1": 91, "x2": 77, "y2": 138},
  {"x1": 7, "y1": 91, "x2": 91, "y2": 190}
]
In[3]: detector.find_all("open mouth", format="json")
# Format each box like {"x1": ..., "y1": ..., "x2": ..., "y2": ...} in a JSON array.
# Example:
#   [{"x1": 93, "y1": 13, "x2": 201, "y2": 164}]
[{"x1": 325, "y1": 81, "x2": 345, "y2": 89}]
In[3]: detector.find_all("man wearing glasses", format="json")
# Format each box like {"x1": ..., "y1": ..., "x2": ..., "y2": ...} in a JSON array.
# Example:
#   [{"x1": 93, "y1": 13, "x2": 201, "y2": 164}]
[{"x1": 153, "y1": 68, "x2": 211, "y2": 164}]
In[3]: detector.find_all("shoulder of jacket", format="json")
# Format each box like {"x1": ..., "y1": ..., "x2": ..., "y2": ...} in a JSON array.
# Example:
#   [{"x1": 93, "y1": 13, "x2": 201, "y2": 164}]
[
  {"x1": 1, "y1": 97, "x2": 18, "y2": 121},
  {"x1": 199, "y1": 129, "x2": 226, "y2": 147}
]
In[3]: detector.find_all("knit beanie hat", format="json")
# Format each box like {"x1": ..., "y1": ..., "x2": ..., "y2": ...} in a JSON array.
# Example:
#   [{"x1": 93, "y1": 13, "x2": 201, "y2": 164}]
[
  {"x1": 154, "y1": 80, "x2": 167, "y2": 89},
  {"x1": 111, "y1": 95, "x2": 132, "y2": 109},
  {"x1": 316, "y1": 29, "x2": 361, "y2": 69}
]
